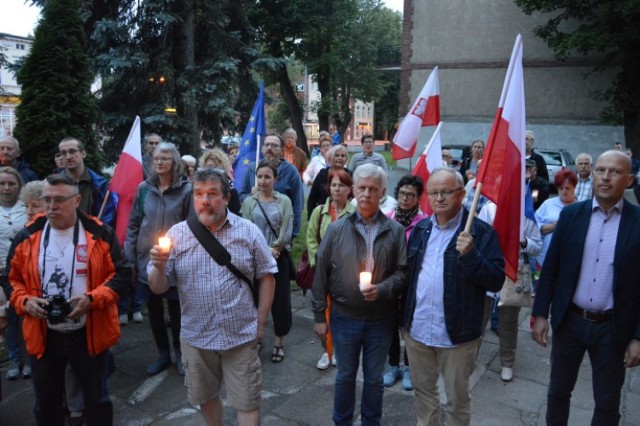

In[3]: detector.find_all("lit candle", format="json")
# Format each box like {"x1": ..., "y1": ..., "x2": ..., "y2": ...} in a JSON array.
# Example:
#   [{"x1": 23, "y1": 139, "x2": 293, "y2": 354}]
[
  {"x1": 359, "y1": 272, "x2": 372, "y2": 292},
  {"x1": 158, "y1": 236, "x2": 171, "y2": 253}
]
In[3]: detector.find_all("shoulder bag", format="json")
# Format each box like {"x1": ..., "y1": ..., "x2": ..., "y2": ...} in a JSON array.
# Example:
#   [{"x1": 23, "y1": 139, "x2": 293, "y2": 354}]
[
  {"x1": 186, "y1": 215, "x2": 258, "y2": 305},
  {"x1": 498, "y1": 254, "x2": 533, "y2": 308}
]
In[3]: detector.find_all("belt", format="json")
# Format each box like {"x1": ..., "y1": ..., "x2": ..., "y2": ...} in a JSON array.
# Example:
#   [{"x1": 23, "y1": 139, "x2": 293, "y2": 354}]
[{"x1": 569, "y1": 303, "x2": 612, "y2": 323}]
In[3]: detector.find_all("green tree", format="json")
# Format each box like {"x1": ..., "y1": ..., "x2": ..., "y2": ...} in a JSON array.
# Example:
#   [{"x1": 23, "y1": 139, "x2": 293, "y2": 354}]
[
  {"x1": 514, "y1": 0, "x2": 640, "y2": 149},
  {"x1": 14, "y1": 0, "x2": 101, "y2": 176}
]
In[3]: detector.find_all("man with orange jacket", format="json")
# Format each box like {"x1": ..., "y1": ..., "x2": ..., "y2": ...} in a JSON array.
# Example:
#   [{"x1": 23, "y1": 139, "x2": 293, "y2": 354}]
[{"x1": 5, "y1": 173, "x2": 130, "y2": 426}]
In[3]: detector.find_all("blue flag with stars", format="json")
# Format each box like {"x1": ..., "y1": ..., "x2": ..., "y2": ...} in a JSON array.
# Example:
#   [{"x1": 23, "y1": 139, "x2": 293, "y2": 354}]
[{"x1": 233, "y1": 82, "x2": 266, "y2": 189}]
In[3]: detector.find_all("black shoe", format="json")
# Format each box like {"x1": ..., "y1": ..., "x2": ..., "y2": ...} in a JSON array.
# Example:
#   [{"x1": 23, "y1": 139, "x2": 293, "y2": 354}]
[{"x1": 147, "y1": 355, "x2": 171, "y2": 375}]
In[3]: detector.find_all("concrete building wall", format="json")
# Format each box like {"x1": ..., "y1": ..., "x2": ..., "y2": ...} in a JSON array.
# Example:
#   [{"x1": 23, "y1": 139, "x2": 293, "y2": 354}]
[{"x1": 398, "y1": 0, "x2": 623, "y2": 168}]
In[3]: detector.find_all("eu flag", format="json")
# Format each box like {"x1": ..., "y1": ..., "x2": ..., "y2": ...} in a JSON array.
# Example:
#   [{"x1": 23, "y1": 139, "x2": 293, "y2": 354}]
[{"x1": 233, "y1": 82, "x2": 266, "y2": 189}]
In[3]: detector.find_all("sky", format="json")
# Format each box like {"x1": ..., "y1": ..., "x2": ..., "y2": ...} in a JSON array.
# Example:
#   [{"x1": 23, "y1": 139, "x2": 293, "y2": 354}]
[{"x1": 0, "y1": 0, "x2": 403, "y2": 38}]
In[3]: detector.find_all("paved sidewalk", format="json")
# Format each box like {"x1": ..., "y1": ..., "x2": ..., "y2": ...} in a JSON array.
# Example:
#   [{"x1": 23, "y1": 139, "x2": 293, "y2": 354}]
[{"x1": 2, "y1": 289, "x2": 639, "y2": 425}]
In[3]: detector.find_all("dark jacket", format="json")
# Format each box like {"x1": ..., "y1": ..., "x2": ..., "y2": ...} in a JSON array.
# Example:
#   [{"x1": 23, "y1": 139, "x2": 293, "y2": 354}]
[
  {"x1": 312, "y1": 210, "x2": 408, "y2": 323},
  {"x1": 14, "y1": 157, "x2": 39, "y2": 183},
  {"x1": 529, "y1": 150, "x2": 549, "y2": 181},
  {"x1": 403, "y1": 209, "x2": 505, "y2": 345},
  {"x1": 529, "y1": 176, "x2": 550, "y2": 210},
  {"x1": 532, "y1": 200, "x2": 640, "y2": 345}
]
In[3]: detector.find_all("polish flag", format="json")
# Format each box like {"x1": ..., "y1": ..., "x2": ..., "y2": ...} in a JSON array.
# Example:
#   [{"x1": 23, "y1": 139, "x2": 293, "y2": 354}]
[
  {"x1": 392, "y1": 67, "x2": 440, "y2": 160},
  {"x1": 411, "y1": 122, "x2": 444, "y2": 215},
  {"x1": 109, "y1": 116, "x2": 143, "y2": 245},
  {"x1": 475, "y1": 35, "x2": 526, "y2": 281}
]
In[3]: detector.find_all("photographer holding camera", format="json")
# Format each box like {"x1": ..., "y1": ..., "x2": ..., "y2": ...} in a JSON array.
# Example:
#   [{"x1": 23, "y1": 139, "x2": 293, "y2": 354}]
[{"x1": 5, "y1": 173, "x2": 130, "y2": 426}]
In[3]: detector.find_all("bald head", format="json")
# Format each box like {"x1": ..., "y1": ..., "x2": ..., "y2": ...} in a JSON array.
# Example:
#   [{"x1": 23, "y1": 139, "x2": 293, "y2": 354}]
[{"x1": 592, "y1": 150, "x2": 634, "y2": 211}]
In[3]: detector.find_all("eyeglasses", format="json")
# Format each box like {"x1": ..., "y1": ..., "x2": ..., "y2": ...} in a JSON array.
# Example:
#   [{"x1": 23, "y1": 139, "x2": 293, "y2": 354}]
[
  {"x1": 362, "y1": 140, "x2": 374, "y2": 145},
  {"x1": 593, "y1": 167, "x2": 625, "y2": 177},
  {"x1": 426, "y1": 188, "x2": 463, "y2": 199},
  {"x1": 40, "y1": 194, "x2": 78, "y2": 205},
  {"x1": 59, "y1": 148, "x2": 81, "y2": 156},
  {"x1": 398, "y1": 190, "x2": 417, "y2": 200}
]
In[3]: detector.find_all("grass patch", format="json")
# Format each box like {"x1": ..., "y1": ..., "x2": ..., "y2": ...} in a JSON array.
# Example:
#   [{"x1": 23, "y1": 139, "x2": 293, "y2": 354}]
[{"x1": 380, "y1": 151, "x2": 397, "y2": 169}]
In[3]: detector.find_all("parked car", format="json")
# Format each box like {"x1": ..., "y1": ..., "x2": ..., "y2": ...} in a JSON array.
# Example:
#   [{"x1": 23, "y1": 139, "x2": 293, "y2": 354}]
[
  {"x1": 536, "y1": 148, "x2": 575, "y2": 192},
  {"x1": 441, "y1": 144, "x2": 471, "y2": 171}
]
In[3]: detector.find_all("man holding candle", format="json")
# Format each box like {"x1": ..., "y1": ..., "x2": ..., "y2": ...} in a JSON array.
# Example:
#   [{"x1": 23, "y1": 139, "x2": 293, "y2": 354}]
[
  {"x1": 148, "y1": 168, "x2": 277, "y2": 426},
  {"x1": 402, "y1": 167, "x2": 505, "y2": 425},
  {"x1": 312, "y1": 163, "x2": 408, "y2": 425}
]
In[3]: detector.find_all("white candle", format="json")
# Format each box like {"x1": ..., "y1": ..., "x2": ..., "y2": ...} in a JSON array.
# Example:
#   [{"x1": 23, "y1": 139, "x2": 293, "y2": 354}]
[
  {"x1": 158, "y1": 236, "x2": 171, "y2": 253},
  {"x1": 360, "y1": 272, "x2": 372, "y2": 285},
  {"x1": 359, "y1": 272, "x2": 372, "y2": 292}
]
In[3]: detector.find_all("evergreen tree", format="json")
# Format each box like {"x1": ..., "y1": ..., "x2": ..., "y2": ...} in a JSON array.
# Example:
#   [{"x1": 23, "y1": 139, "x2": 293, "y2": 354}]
[{"x1": 14, "y1": 0, "x2": 101, "y2": 177}]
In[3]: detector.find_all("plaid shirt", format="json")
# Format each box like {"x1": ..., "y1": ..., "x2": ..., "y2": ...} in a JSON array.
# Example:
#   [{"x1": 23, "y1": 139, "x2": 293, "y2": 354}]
[
  {"x1": 161, "y1": 212, "x2": 277, "y2": 350},
  {"x1": 575, "y1": 174, "x2": 593, "y2": 202}
]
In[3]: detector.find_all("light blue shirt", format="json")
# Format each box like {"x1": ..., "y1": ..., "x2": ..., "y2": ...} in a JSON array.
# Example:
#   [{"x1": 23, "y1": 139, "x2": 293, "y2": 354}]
[
  {"x1": 409, "y1": 208, "x2": 463, "y2": 347},
  {"x1": 572, "y1": 198, "x2": 622, "y2": 311}
]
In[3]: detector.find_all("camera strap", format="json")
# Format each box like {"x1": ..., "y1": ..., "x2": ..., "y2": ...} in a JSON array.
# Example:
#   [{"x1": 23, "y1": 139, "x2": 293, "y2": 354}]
[{"x1": 41, "y1": 220, "x2": 80, "y2": 299}]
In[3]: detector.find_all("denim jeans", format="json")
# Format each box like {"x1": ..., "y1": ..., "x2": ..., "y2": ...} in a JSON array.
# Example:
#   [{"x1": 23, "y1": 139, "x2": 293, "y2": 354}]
[
  {"x1": 31, "y1": 328, "x2": 112, "y2": 426},
  {"x1": 5, "y1": 305, "x2": 27, "y2": 364},
  {"x1": 547, "y1": 311, "x2": 626, "y2": 426},
  {"x1": 330, "y1": 309, "x2": 393, "y2": 426}
]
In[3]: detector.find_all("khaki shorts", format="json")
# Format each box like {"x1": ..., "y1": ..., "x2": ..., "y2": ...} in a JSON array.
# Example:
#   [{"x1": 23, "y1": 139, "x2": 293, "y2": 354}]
[{"x1": 180, "y1": 338, "x2": 261, "y2": 411}]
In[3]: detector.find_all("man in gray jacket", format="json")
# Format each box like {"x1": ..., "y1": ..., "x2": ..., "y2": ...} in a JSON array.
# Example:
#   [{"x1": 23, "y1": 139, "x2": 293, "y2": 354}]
[{"x1": 312, "y1": 163, "x2": 407, "y2": 425}]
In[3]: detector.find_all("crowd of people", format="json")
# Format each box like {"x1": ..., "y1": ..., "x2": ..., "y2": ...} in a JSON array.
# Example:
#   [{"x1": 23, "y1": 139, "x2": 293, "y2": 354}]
[{"x1": 0, "y1": 130, "x2": 639, "y2": 426}]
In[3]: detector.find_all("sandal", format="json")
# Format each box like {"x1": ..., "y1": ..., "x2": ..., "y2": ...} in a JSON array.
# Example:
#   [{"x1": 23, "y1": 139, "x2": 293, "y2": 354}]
[{"x1": 271, "y1": 345, "x2": 284, "y2": 363}]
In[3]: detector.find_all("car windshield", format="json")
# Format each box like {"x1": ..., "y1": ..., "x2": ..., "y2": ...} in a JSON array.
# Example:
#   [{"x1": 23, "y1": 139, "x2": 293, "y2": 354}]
[{"x1": 538, "y1": 151, "x2": 562, "y2": 166}]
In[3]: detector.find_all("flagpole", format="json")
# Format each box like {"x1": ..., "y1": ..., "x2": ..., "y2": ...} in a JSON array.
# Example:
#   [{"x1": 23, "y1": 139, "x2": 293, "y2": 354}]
[
  {"x1": 255, "y1": 134, "x2": 261, "y2": 178},
  {"x1": 97, "y1": 190, "x2": 110, "y2": 219},
  {"x1": 466, "y1": 35, "x2": 523, "y2": 234}
]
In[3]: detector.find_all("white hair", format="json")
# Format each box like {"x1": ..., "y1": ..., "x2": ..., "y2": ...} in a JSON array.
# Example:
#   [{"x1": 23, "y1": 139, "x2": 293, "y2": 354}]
[{"x1": 353, "y1": 163, "x2": 387, "y2": 188}]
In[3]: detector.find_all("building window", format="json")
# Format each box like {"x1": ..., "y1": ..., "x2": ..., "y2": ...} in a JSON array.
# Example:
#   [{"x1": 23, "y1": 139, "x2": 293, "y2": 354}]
[{"x1": 16, "y1": 44, "x2": 26, "y2": 50}]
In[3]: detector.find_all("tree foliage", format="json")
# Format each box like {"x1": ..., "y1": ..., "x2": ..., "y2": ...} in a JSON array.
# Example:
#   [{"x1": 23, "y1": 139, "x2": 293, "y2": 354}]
[
  {"x1": 14, "y1": 0, "x2": 101, "y2": 176},
  {"x1": 514, "y1": 0, "x2": 640, "y2": 147},
  {"x1": 15, "y1": 0, "x2": 402, "y2": 164}
]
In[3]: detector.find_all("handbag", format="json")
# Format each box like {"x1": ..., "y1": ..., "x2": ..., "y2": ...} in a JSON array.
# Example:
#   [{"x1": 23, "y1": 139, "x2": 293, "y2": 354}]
[
  {"x1": 498, "y1": 254, "x2": 533, "y2": 308},
  {"x1": 296, "y1": 206, "x2": 323, "y2": 290}
]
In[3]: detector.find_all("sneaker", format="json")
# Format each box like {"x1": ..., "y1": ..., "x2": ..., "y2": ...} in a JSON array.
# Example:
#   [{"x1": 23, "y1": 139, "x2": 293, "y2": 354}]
[
  {"x1": 22, "y1": 364, "x2": 32, "y2": 379},
  {"x1": 119, "y1": 314, "x2": 129, "y2": 326},
  {"x1": 316, "y1": 353, "x2": 330, "y2": 370},
  {"x1": 501, "y1": 367, "x2": 513, "y2": 382},
  {"x1": 383, "y1": 366, "x2": 402, "y2": 387},
  {"x1": 147, "y1": 355, "x2": 171, "y2": 375},
  {"x1": 331, "y1": 357, "x2": 337, "y2": 367},
  {"x1": 133, "y1": 312, "x2": 143, "y2": 323},
  {"x1": 69, "y1": 411, "x2": 85, "y2": 426},
  {"x1": 6, "y1": 361, "x2": 21, "y2": 381},
  {"x1": 401, "y1": 366, "x2": 413, "y2": 391}
]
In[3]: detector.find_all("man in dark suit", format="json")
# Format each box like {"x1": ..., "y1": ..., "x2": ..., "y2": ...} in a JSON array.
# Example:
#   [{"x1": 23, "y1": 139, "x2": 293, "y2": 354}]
[{"x1": 532, "y1": 150, "x2": 640, "y2": 425}]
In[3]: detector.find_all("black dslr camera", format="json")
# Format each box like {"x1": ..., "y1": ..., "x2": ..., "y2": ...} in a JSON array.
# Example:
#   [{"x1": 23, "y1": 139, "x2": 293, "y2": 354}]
[{"x1": 44, "y1": 294, "x2": 72, "y2": 325}]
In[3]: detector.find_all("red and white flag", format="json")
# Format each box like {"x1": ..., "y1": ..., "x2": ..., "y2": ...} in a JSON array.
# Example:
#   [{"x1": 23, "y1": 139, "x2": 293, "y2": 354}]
[
  {"x1": 412, "y1": 122, "x2": 444, "y2": 215},
  {"x1": 110, "y1": 116, "x2": 143, "y2": 245},
  {"x1": 392, "y1": 67, "x2": 440, "y2": 160},
  {"x1": 475, "y1": 35, "x2": 526, "y2": 281}
]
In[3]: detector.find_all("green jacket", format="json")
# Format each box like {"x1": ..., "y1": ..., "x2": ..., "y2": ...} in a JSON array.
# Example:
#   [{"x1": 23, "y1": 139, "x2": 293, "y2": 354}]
[{"x1": 306, "y1": 198, "x2": 355, "y2": 267}]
